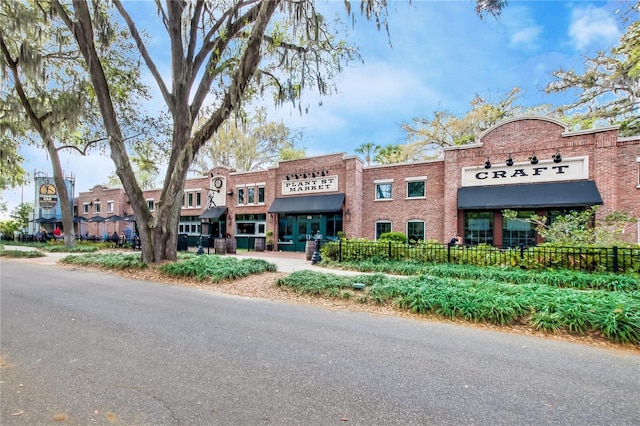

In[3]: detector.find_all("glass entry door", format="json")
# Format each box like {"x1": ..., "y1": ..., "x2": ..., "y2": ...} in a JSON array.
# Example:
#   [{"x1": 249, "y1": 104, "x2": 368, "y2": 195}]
[
  {"x1": 207, "y1": 220, "x2": 226, "y2": 239},
  {"x1": 295, "y1": 215, "x2": 322, "y2": 251}
]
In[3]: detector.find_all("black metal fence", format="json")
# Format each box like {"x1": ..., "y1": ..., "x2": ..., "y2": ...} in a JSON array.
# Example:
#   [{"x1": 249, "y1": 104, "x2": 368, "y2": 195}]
[{"x1": 322, "y1": 240, "x2": 640, "y2": 274}]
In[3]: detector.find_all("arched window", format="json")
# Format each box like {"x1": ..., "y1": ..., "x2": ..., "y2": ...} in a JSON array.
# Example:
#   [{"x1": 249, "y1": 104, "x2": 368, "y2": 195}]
[
  {"x1": 375, "y1": 221, "x2": 391, "y2": 240},
  {"x1": 407, "y1": 220, "x2": 425, "y2": 242}
]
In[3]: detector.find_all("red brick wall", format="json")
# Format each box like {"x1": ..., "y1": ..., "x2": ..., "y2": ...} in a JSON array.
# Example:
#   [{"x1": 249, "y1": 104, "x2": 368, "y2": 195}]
[
  {"x1": 74, "y1": 118, "x2": 639, "y2": 245},
  {"x1": 362, "y1": 161, "x2": 444, "y2": 241}
]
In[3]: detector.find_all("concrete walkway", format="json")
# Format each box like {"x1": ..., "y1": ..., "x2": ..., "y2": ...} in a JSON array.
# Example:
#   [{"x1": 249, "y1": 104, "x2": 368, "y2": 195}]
[{"x1": 1, "y1": 245, "x2": 366, "y2": 276}]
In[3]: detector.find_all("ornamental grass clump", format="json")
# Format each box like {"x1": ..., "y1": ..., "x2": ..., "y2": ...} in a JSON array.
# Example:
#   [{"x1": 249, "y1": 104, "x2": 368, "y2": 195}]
[
  {"x1": 0, "y1": 249, "x2": 45, "y2": 258},
  {"x1": 159, "y1": 255, "x2": 276, "y2": 282},
  {"x1": 44, "y1": 244, "x2": 98, "y2": 253},
  {"x1": 322, "y1": 259, "x2": 639, "y2": 292},
  {"x1": 275, "y1": 270, "x2": 357, "y2": 297},
  {"x1": 277, "y1": 270, "x2": 640, "y2": 345},
  {"x1": 60, "y1": 252, "x2": 147, "y2": 269}
]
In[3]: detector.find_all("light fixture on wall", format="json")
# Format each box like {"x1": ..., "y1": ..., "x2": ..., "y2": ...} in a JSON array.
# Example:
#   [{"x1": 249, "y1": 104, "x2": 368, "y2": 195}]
[
  {"x1": 321, "y1": 171, "x2": 326, "y2": 177},
  {"x1": 552, "y1": 150, "x2": 562, "y2": 163},
  {"x1": 529, "y1": 153, "x2": 538, "y2": 165},
  {"x1": 286, "y1": 175, "x2": 290, "y2": 180},
  {"x1": 506, "y1": 154, "x2": 513, "y2": 167},
  {"x1": 484, "y1": 157, "x2": 491, "y2": 169},
  {"x1": 226, "y1": 190, "x2": 233, "y2": 196}
]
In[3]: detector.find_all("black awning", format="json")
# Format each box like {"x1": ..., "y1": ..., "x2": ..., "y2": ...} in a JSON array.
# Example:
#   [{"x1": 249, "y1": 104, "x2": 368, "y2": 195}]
[
  {"x1": 268, "y1": 193, "x2": 345, "y2": 214},
  {"x1": 199, "y1": 207, "x2": 227, "y2": 220},
  {"x1": 458, "y1": 181, "x2": 603, "y2": 210},
  {"x1": 31, "y1": 217, "x2": 60, "y2": 223}
]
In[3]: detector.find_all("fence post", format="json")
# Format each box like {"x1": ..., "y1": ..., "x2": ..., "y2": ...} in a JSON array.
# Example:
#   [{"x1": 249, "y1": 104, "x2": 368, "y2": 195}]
[
  {"x1": 612, "y1": 246, "x2": 619, "y2": 273},
  {"x1": 447, "y1": 244, "x2": 451, "y2": 264},
  {"x1": 339, "y1": 239, "x2": 343, "y2": 263}
]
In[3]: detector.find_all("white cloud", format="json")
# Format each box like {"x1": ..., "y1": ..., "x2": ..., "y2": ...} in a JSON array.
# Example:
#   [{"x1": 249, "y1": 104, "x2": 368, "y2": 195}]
[
  {"x1": 501, "y1": 6, "x2": 543, "y2": 50},
  {"x1": 568, "y1": 5, "x2": 620, "y2": 51}
]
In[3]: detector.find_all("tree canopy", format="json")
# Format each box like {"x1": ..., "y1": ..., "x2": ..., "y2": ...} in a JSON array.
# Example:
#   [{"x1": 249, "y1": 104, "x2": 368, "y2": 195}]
[
  {"x1": 546, "y1": 3, "x2": 640, "y2": 135},
  {"x1": 400, "y1": 88, "x2": 554, "y2": 161},
  {"x1": 191, "y1": 108, "x2": 305, "y2": 173},
  {"x1": 16, "y1": 0, "x2": 506, "y2": 263}
]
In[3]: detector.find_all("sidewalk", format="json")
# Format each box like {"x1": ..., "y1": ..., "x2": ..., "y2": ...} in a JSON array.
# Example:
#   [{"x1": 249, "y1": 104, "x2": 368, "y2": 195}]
[
  {"x1": 234, "y1": 250, "x2": 365, "y2": 275},
  {"x1": 2, "y1": 245, "x2": 365, "y2": 276}
]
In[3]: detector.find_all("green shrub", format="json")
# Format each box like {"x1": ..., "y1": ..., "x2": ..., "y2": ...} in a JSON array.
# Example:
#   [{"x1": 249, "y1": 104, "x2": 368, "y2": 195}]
[
  {"x1": 379, "y1": 232, "x2": 407, "y2": 243},
  {"x1": 159, "y1": 255, "x2": 276, "y2": 282},
  {"x1": 60, "y1": 252, "x2": 147, "y2": 269},
  {"x1": 0, "y1": 249, "x2": 45, "y2": 258},
  {"x1": 277, "y1": 270, "x2": 640, "y2": 345}
]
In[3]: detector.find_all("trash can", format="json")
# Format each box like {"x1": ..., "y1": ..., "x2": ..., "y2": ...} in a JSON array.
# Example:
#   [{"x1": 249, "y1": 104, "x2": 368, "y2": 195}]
[{"x1": 177, "y1": 233, "x2": 188, "y2": 252}]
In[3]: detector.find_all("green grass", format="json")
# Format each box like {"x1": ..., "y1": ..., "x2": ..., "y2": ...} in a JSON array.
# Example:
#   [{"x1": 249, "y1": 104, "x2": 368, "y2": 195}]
[
  {"x1": 0, "y1": 249, "x2": 46, "y2": 258},
  {"x1": 320, "y1": 259, "x2": 640, "y2": 291},
  {"x1": 277, "y1": 270, "x2": 640, "y2": 345},
  {"x1": 43, "y1": 244, "x2": 99, "y2": 253},
  {"x1": 159, "y1": 254, "x2": 276, "y2": 282},
  {"x1": 60, "y1": 252, "x2": 147, "y2": 269}
]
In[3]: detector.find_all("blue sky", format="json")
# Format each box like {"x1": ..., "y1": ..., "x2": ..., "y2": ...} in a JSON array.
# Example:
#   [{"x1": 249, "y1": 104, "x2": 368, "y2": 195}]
[{"x1": 1, "y1": 0, "x2": 628, "y2": 218}]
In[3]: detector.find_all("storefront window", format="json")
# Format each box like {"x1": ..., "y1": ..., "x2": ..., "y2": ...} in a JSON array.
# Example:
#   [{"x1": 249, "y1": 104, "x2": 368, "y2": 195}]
[
  {"x1": 376, "y1": 183, "x2": 392, "y2": 200},
  {"x1": 235, "y1": 213, "x2": 266, "y2": 236},
  {"x1": 375, "y1": 221, "x2": 391, "y2": 240},
  {"x1": 464, "y1": 212, "x2": 493, "y2": 245},
  {"x1": 178, "y1": 216, "x2": 202, "y2": 235},
  {"x1": 407, "y1": 181, "x2": 425, "y2": 198},
  {"x1": 278, "y1": 215, "x2": 294, "y2": 243},
  {"x1": 547, "y1": 208, "x2": 584, "y2": 226},
  {"x1": 502, "y1": 210, "x2": 536, "y2": 248},
  {"x1": 407, "y1": 221, "x2": 425, "y2": 242},
  {"x1": 326, "y1": 214, "x2": 343, "y2": 241}
]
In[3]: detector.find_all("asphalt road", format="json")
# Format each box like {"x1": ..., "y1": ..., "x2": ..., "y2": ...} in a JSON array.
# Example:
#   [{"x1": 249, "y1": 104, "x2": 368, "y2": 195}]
[{"x1": 1, "y1": 260, "x2": 639, "y2": 425}]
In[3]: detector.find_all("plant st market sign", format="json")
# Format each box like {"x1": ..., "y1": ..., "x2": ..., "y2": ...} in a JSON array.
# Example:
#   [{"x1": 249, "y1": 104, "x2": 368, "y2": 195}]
[{"x1": 282, "y1": 175, "x2": 338, "y2": 195}]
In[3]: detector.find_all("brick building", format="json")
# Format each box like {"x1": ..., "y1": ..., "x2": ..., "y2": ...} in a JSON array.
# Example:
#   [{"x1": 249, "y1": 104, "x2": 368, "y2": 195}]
[{"x1": 72, "y1": 117, "x2": 640, "y2": 249}]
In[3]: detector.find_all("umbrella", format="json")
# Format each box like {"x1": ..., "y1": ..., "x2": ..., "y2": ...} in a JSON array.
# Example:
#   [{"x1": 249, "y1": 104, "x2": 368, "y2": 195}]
[
  {"x1": 87, "y1": 216, "x2": 105, "y2": 222},
  {"x1": 123, "y1": 214, "x2": 136, "y2": 222},
  {"x1": 104, "y1": 215, "x2": 125, "y2": 222},
  {"x1": 30, "y1": 217, "x2": 59, "y2": 223},
  {"x1": 73, "y1": 216, "x2": 87, "y2": 223}
]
